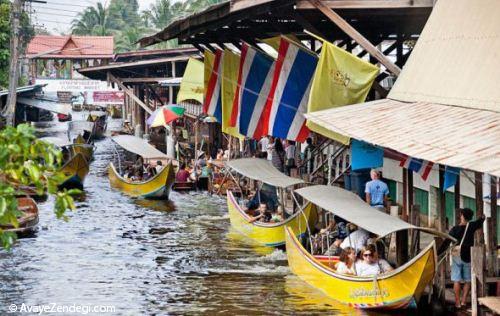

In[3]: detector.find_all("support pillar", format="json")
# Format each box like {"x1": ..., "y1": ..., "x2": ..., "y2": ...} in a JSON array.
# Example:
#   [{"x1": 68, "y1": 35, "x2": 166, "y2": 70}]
[{"x1": 475, "y1": 172, "x2": 484, "y2": 244}]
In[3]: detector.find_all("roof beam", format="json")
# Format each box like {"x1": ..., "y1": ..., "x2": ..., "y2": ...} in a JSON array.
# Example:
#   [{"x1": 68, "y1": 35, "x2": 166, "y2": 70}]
[
  {"x1": 108, "y1": 72, "x2": 152, "y2": 114},
  {"x1": 307, "y1": 0, "x2": 401, "y2": 76},
  {"x1": 296, "y1": 0, "x2": 434, "y2": 9}
]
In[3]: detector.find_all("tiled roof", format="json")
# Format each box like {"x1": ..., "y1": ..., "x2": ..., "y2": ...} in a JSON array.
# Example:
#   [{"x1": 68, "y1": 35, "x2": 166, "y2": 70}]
[{"x1": 27, "y1": 35, "x2": 114, "y2": 58}]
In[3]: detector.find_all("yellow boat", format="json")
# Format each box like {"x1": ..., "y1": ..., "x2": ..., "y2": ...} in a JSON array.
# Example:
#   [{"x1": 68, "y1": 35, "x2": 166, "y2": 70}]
[
  {"x1": 70, "y1": 134, "x2": 94, "y2": 162},
  {"x1": 225, "y1": 158, "x2": 317, "y2": 247},
  {"x1": 108, "y1": 135, "x2": 175, "y2": 199},
  {"x1": 59, "y1": 153, "x2": 89, "y2": 190},
  {"x1": 285, "y1": 185, "x2": 455, "y2": 310}
]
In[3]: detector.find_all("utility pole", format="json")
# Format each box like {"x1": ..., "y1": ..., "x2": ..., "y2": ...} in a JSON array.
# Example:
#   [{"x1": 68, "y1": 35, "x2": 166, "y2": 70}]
[{"x1": 5, "y1": 0, "x2": 24, "y2": 126}]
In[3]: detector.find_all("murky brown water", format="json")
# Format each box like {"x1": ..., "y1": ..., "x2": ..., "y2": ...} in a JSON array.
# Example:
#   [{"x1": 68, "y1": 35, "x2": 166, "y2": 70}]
[{"x1": 0, "y1": 114, "x2": 415, "y2": 315}]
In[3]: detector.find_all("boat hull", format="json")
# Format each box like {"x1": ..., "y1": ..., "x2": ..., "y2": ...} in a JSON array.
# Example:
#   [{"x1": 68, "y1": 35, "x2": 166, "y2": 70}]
[
  {"x1": 59, "y1": 153, "x2": 89, "y2": 190},
  {"x1": 227, "y1": 190, "x2": 317, "y2": 247},
  {"x1": 284, "y1": 226, "x2": 436, "y2": 309},
  {"x1": 1, "y1": 197, "x2": 39, "y2": 236},
  {"x1": 108, "y1": 162, "x2": 175, "y2": 199}
]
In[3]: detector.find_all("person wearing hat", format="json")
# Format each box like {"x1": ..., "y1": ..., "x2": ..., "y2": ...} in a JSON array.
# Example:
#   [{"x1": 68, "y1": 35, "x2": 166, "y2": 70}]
[{"x1": 123, "y1": 119, "x2": 134, "y2": 134}]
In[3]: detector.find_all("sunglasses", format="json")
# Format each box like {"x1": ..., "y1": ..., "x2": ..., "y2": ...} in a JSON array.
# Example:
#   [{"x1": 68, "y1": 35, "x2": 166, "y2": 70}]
[{"x1": 363, "y1": 253, "x2": 373, "y2": 257}]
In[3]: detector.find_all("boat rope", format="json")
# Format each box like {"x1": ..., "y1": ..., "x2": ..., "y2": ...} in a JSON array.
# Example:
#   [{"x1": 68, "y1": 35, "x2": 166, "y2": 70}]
[{"x1": 292, "y1": 192, "x2": 314, "y2": 253}]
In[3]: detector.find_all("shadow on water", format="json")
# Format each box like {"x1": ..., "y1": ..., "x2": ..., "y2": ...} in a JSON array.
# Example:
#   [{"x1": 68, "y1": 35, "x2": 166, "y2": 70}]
[{"x1": 0, "y1": 116, "x2": 430, "y2": 315}]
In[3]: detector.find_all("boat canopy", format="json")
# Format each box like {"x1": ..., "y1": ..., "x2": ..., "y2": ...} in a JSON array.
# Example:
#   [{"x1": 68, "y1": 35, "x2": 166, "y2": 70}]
[
  {"x1": 17, "y1": 97, "x2": 71, "y2": 115},
  {"x1": 226, "y1": 158, "x2": 304, "y2": 188},
  {"x1": 111, "y1": 135, "x2": 167, "y2": 159},
  {"x1": 89, "y1": 111, "x2": 107, "y2": 117},
  {"x1": 295, "y1": 185, "x2": 415, "y2": 237},
  {"x1": 39, "y1": 137, "x2": 72, "y2": 148}
]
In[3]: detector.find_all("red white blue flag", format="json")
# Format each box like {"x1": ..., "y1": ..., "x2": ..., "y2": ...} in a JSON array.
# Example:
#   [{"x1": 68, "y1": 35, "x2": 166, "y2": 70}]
[
  {"x1": 203, "y1": 49, "x2": 223, "y2": 122},
  {"x1": 262, "y1": 38, "x2": 317, "y2": 142},
  {"x1": 399, "y1": 155, "x2": 434, "y2": 181},
  {"x1": 229, "y1": 43, "x2": 275, "y2": 139}
]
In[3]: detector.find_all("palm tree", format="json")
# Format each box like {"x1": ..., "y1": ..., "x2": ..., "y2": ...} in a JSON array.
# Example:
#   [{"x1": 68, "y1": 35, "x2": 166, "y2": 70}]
[
  {"x1": 114, "y1": 27, "x2": 145, "y2": 52},
  {"x1": 71, "y1": 2, "x2": 111, "y2": 36},
  {"x1": 142, "y1": 0, "x2": 188, "y2": 31}
]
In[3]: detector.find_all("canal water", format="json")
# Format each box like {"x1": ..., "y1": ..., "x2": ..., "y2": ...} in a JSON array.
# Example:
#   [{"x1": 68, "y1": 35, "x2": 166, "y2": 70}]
[{"x1": 0, "y1": 115, "x2": 402, "y2": 315}]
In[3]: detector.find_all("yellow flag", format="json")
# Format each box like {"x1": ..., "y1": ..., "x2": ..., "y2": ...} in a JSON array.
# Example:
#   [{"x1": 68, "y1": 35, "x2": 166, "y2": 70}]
[
  {"x1": 204, "y1": 50, "x2": 215, "y2": 97},
  {"x1": 221, "y1": 49, "x2": 243, "y2": 139},
  {"x1": 260, "y1": 34, "x2": 301, "y2": 51},
  {"x1": 307, "y1": 41, "x2": 379, "y2": 144},
  {"x1": 177, "y1": 58, "x2": 204, "y2": 104}
]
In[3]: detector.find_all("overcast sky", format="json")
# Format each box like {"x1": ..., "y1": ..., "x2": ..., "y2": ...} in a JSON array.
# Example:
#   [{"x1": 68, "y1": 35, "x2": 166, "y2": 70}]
[{"x1": 32, "y1": 0, "x2": 168, "y2": 35}]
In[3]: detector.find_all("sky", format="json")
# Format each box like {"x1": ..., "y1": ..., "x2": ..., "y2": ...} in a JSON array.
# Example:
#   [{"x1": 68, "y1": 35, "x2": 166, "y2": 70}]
[{"x1": 31, "y1": 0, "x2": 162, "y2": 34}]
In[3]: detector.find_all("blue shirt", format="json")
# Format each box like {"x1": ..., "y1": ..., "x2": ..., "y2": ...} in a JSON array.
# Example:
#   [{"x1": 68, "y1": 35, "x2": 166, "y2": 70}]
[{"x1": 365, "y1": 179, "x2": 389, "y2": 206}]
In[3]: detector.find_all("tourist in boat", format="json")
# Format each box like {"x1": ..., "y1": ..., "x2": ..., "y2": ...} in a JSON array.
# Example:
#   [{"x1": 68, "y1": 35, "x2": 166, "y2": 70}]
[
  {"x1": 355, "y1": 244, "x2": 393, "y2": 276},
  {"x1": 258, "y1": 135, "x2": 270, "y2": 159},
  {"x1": 130, "y1": 170, "x2": 143, "y2": 182},
  {"x1": 448, "y1": 208, "x2": 485, "y2": 309},
  {"x1": 176, "y1": 163, "x2": 191, "y2": 183},
  {"x1": 155, "y1": 161, "x2": 163, "y2": 174},
  {"x1": 271, "y1": 138, "x2": 285, "y2": 173},
  {"x1": 336, "y1": 247, "x2": 357, "y2": 275},
  {"x1": 248, "y1": 203, "x2": 272, "y2": 223},
  {"x1": 340, "y1": 224, "x2": 369, "y2": 253},
  {"x1": 123, "y1": 120, "x2": 134, "y2": 134},
  {"x1": 316, "y1": 216, "x2": 349, "y2": 255},
  {"x1": 364, "y1": 169, "x2": 389, "y2": 212},
  {"x1": 216, "y1": 149, "x2": 224, "y2": 160}
]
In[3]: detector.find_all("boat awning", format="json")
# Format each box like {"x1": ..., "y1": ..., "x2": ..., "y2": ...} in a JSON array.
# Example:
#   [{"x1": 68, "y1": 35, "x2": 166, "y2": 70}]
[
  {"x1": 68, "y1": 121, "x2": 95, "y2": 133},
  {"x1": 17, "y1": 97, "x2": 71, "y2": 115},
  {"x1": 226, "y1": 158, "x2": 304, "y2": 188},
  {"x1": 39, "y1": 137, "x2": 72, "y2": 148},
  {"x1": 305, "y1": 99, "x2": 500, "y2": 177},
  {"x1": 111, "y1": 135, "x2": 167, "y2": 159},
  {"x1": 295, "y1": 185, "x2": 414, "y2": 237},
  {"x1": 89, "y1": 111, "x2": 107, "y2": 117}
]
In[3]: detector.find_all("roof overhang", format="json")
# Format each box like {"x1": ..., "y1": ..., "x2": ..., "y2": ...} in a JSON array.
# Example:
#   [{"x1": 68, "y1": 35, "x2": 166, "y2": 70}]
[{"x1": 305, "y1": 99, "x2": 500, "y2": 177}]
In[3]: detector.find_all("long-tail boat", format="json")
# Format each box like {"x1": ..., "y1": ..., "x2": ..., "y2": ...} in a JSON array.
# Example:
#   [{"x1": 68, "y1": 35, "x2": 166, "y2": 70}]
[
  {"x1": 1, "y1": 197, "x2": 39, "y2": 236},
  {"x1": 225, "y1": 158, "x2": 317, "y2": 247},
  {"x1": 108, "y1": 135, "x2": 175, "y2": 199}
]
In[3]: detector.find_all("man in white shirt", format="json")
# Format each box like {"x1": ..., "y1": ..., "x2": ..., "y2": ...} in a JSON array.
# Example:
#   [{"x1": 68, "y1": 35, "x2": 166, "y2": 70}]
[
  {"x1": 258, "y1": 136, "x2": 269, "y2": 159},
  {"x1": 340, "y1": 226, "x2": 369, "y2": 253}
]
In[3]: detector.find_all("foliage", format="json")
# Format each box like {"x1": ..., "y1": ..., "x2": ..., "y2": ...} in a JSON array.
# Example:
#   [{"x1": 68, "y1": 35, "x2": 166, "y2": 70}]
[
  {"x1": 0, "y1": 124, "x2": 77, "y2": 249},
  {"x1": 71, "y1": 0, "x2": 225, "y2": 53},
  {"x1": 0, "y1": 0, "x2": 34, "y2": 89}
]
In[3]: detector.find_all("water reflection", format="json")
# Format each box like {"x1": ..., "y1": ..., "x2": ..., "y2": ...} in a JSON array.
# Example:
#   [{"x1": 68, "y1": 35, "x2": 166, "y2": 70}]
[{"x1": 0, "y1": 116, "x2": 365, "y2": 315}]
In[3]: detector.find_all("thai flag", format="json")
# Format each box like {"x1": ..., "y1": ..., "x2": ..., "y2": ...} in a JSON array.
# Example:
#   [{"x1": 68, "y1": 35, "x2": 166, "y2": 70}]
[
  {"x1": 399, "y1": 155, "x2": 434, "y2": 181},
  {"x1": 203, "y1": 49, "x2": 223, "y2": 122},
  {"x1": 229, "y1": 43, "x2": 275, "y2": 139},
  {"x1": 262, "y1": 38, "x2": 318, "y2": 142}
]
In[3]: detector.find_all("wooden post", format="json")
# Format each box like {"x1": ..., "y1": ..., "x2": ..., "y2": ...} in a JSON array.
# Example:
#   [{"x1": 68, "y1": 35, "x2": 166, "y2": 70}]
[
  {"x1": 438, "y1": 165, "x2": 447, "y2": 232},
  {"x1": 397, "y1": 168, "x2": 410, "y2": 266},
  {"x1": 488, "y1": 176, "x2": 497, "y2": 276},
  {"x1": 475, "y1": 172, "x2": 485, "y2": 244},
  {"x1": 471, "y1": 246, "x2": 486, "y2": 316},
  {"x1": 306, "y1": 0, "x2": 401, "y2": 76},
  {"x1": 4, "y1": 0, "x2": 23, "y2": 126},
  {"x1": 455, "y1": 174, "x2": 461, "y2": 226}
]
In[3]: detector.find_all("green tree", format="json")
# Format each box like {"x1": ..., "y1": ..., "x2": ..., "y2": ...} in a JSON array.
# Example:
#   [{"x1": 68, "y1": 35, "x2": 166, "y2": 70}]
[
  {"x1": 0, "y1": 124, "x2": 77, "y2": 249},
  {"x1": 71, "y1": 2, "x2": 112, "y2": 36}
]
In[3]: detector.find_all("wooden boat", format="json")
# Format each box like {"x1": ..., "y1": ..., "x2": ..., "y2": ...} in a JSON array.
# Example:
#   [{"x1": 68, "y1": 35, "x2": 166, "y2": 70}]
[
  {"x1": 59, "y1": 153, "x2": 89, "y2": 190},
  {"x1": 173, "y1": 181, "x2": 196, "y2": 192},
  {"x1": 285, "y1": 185, "x2": 455, "y2": 310},
  {"x1": 70, "y1": 134, "x2": 94, "y2": 162},
  {"x1": 108, "y1": 135, "x2": 175, "y2": 199},
  {"x1": 109, "y1": 105, "x2": 122, "y2": 118},
  {"x1": 225, "y1": 158, "x2": 317, "y2": 247},
  {"x1": 1, "y1": 197, "x2": 39, "y2": 236},
  {"x1": 86, "y1": 111, "x2": 107, "y2": 139}
]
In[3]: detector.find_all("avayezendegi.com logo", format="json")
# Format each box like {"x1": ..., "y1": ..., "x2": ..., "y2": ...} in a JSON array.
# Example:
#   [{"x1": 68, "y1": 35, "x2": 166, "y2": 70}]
[{"x1": 7, "y1": 303, "x2": 116, "y2": 314}]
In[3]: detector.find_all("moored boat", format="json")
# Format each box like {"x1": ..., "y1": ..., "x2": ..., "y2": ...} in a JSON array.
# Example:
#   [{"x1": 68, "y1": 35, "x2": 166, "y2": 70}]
[
  {"x1": 285, "y1": 185, "x2": 455, "y2": 309},
  {"x1": 59, "y1": 153, "x2": 90, "y2": 190},
  {"x1": 108, "y1": 135, "x2": 175, "y2": 199},
  {"x1": 225, "y1": 158, "x2": 317, "y2": 247},
  {"x1": 86, "y1": 111, "x2": 107, "y2": 139},
  {"x1": 1, "y1": 197, "x2": 39, "y2": 237}
]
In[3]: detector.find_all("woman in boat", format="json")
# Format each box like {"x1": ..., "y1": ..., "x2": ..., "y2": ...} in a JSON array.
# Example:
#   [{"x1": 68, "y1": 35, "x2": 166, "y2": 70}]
[
  {"x1": 176, "y1": 163, "x2": 191, "y2": 183},
  {"x1": 336, "y1": 247, "x2": 357, "y2": 275},
  {"x1": 355, "y1": 244, "x2": 393, "y2": 277}
]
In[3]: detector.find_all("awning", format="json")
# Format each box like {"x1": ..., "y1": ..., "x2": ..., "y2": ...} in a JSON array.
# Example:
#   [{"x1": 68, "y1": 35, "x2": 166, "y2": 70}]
[
  {"x1": 111, "y1": 135, "x2": 167, "y2": 159},
  {"x1": 89, "y1": 111, "x2": 107, "y2": 118},
  {"x1": 17, "y1": 97, "x2": 71, "y2": 115},
  {"x1": 226, "y1": 158, "x2": 304, "y2": 188},
  {"x1": 39, "y1": 137, "x2": 72, "y2": 148},
  {"x1": 68, "y1": 121, "x2": 95, "y2": 133},
  {"x1": 159, "y1": 77, "x2": 182, "y2": 87},
  {"x1": 294, "y1": 185, "x2": 414, "y2": 237},
  {"x1": 305, "y1": 99, "x2": 500, "y2": 177}
]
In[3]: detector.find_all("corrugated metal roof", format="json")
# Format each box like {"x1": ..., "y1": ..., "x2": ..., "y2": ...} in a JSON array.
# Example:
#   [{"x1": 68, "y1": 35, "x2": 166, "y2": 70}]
[
  {"x1": 305, "y1": 99, "x2": 500, "y2": 177},
  {"x1": 388, "y1": 0, "x2": 500, "y2": 112}
]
